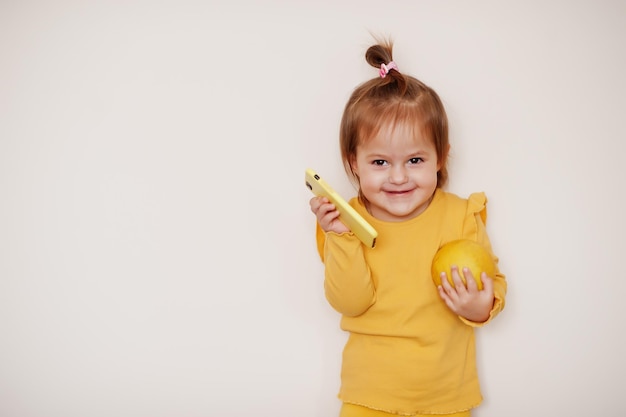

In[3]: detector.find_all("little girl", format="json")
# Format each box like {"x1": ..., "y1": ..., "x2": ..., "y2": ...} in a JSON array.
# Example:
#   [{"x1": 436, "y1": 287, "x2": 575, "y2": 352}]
[{"x1": 309, "y1": 40, "x2": 507, "y2": 417}]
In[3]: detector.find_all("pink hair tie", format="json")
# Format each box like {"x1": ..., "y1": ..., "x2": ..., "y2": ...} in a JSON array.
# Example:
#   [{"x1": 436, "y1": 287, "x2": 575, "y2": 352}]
[{"x1": 379, "y1": 61, "x2": 398, "y2": 78}]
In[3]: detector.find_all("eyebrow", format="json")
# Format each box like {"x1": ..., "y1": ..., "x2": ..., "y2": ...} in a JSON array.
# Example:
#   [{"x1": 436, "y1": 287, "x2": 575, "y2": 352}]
[{"x1": 363, "y1": 149, "x2": 429, "y2": 158}]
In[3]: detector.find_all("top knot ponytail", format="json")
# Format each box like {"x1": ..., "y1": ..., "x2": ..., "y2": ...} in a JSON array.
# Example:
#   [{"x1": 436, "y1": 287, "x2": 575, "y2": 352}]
[{"x1": 365, "y1": 40, "x2": 407, "y2": 93}]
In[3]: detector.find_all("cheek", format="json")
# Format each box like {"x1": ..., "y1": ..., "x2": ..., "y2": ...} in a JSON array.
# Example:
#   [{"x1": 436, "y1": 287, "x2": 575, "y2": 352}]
[
  {"x1": 427, "y1": 168, "x2": 441, "y2": 186},
  {"x1": 358, "y1": 171, "x2": 383, "y2": 191}
]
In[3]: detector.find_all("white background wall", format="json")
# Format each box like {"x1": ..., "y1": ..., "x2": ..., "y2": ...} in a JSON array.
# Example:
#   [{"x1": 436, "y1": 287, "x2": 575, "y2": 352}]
[{"x1": 1, "y1": 1, "x2": 625, "y2": 416}]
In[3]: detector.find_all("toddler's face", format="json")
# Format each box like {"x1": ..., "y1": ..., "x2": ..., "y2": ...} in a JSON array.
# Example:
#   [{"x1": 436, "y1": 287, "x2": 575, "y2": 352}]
[{"x1": 351, "y1": 123, "x2": 440, "y2": 222}]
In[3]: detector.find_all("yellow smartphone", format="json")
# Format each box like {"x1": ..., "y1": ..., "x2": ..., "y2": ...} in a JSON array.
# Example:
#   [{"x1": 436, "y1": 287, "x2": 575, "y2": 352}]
[{"x1": 305, "y1": 168, "x2": 377, "y2": 248}]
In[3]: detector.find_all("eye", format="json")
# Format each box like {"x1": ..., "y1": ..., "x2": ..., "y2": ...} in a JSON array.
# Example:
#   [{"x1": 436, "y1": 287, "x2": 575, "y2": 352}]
[
  {"x1": 372, "y1": 159, "x2": 387, "y2": 166},
  {"x1": 408, "y1": 157, "x2": 424, "y2": 164}
]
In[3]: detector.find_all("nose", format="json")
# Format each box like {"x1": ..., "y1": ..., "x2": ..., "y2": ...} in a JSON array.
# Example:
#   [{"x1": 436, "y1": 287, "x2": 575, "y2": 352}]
[{"x1": 389, "y1": 165, "x2": 408, "y2": 184}]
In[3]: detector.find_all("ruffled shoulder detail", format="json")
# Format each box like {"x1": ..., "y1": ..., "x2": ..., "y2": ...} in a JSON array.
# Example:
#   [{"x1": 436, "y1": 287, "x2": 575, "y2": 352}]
[{"x1": 463, "y1": 192, "x2": 488, "y2": 241}]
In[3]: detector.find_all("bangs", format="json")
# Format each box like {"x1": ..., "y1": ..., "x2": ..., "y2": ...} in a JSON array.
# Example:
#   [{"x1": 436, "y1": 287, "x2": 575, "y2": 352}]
[{"x1": 355, "y1": 98, "x2": 432, "y2": 145}]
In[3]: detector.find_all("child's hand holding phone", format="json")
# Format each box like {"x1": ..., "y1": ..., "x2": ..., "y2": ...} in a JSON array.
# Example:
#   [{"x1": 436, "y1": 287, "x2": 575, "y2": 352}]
[
  {"x1": 309, "y1": 195, "x2": 351, "y2": 235},
  {"x1": 305, "y1": 168, "x2": 377, "y2": 248}
]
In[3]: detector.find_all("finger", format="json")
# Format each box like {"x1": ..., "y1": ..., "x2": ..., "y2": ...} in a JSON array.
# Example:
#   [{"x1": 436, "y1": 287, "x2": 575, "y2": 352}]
[
  {"x1": 439, "y1": 272, "x2": 460, "y2": 305},
  {"x1": 321, "y1": 207, "x2": 340, "y2": 223},
  {"x1": 437, "y1": 284, "x2": 455, "y2": 310},
  {"x1": 450, "y1": 265, "x2": 467, "y2": 293},
  {"x1": 309, "y1": 196, "x2": 329, "y2": 213},
  {"x1": 481, "y1": 272, "x2": 494, "y2": 295},
  {"x1": 437, "y1": 284, "x2": 447, "y2": 300},
  {"x1": 463, "y1": 267, "x2": 479, "y2": 292},
  {"x1": 439, "y1": 271, "x2": 453, "y2": 293},
  {"x1": 319, "y1": 206, "x2": 340, "y2": 228},
  {"x1": 316, "y1": 201, "x2": 337, "y2": 219},
  {"x1": 309, "y1": 197, "x2": 321, "y2": 213}
]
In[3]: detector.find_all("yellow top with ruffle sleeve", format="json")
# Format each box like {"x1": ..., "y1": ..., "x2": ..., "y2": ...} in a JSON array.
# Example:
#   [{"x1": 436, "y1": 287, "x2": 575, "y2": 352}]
[{"x1": 316, "y1": 189, "x2": 507, "y2": 415}]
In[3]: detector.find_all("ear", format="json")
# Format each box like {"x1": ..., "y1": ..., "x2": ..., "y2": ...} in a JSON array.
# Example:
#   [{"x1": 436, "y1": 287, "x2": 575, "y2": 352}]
[
  {"x1": 349, "y1": 155, "x2": 358, "y2": 173},
  {"x1": 438, "y1": 144, "x2": 451, "y2": 171}
]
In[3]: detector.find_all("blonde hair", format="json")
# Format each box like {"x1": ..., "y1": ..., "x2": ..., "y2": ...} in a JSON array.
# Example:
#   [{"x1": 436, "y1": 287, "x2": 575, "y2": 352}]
[{"x1": 339, "y1": 39, "x2": 450, "y2": 202}]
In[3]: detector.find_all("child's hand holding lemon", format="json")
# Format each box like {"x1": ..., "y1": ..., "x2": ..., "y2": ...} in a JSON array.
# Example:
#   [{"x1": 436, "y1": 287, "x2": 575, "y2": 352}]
[
  {"x1": 431, "y1": 239, "x2": 496, "y2": 290},
  {"x1": 432, "y1": 239, "x2": 497, "y2": 322}
]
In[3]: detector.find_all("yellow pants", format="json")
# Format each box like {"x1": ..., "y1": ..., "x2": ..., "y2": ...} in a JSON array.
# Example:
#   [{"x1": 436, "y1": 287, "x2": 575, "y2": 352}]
[{"x1": 340, "y1": 403, "x2": 471, "y2": 417}]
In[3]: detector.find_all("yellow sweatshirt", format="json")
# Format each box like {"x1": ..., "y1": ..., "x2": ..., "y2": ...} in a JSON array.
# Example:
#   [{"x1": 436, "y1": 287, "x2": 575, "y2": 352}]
[{"x1": 316, "y1": 189, "x2": 507, "y2": 415}]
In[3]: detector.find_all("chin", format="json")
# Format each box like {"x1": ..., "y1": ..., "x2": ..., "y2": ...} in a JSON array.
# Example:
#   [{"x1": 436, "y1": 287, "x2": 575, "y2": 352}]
[{"x1": 390, "y1": 202, "x2": 428, "y2": 218}]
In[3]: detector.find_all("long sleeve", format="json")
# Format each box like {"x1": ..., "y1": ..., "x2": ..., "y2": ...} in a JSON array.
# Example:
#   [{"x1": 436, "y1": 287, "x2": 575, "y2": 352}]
[
  {"x1": 460, "y1": 192, "x2": 507, "y2": 327},
  {"x1": 322, "y1": 232, "x2": 376, "y2": 317}
]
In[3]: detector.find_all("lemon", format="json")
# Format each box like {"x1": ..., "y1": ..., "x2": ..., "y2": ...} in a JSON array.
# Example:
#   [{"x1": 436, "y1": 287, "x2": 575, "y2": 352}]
[{"x1": 431, "y1": 239, "x2": 496, "y2": 290}]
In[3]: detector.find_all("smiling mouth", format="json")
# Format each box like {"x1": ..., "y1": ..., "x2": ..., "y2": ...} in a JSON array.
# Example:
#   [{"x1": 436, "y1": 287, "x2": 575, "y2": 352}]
[{"x1": 385, "y1": 189, "x2": 414, "y2": 195}]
